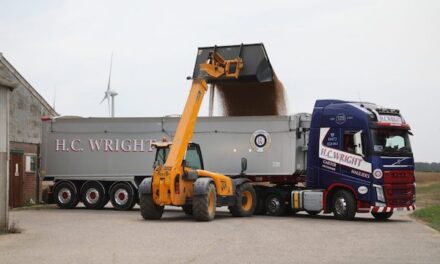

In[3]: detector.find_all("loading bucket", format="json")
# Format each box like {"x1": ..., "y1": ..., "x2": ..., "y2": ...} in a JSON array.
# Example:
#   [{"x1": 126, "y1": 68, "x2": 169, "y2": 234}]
[{"x1": 192, "y1": 43, "x2": 274, "y2": 83}]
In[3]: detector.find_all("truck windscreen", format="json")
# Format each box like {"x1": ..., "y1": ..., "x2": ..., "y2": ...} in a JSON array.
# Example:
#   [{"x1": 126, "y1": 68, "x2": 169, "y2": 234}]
[{"x1": 371, "y1": 128, "x2": 412, "y2": 156}]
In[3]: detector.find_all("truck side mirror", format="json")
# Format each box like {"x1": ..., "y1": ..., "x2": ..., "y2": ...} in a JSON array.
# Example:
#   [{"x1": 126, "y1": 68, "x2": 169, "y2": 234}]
[
  {"x1": 353, "y1": 131, "x2": 364, "y2": 157},
  {"x1": 241, "y1": 157, "x2": 247, "y2": 175}
]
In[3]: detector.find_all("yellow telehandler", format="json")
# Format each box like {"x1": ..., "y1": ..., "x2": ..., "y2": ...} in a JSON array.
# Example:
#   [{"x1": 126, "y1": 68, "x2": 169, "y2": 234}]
[{"x1": 139, "y1": 44, "x2": 273, "y2": 221}]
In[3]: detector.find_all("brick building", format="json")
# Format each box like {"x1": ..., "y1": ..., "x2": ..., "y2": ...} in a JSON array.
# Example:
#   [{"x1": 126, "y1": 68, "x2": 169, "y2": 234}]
[{"x1": 0, "y1": 53, "x2": 57, "y2": 207}]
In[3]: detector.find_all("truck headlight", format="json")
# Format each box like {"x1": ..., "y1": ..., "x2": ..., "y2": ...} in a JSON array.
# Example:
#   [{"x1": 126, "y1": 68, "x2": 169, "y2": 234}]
[{"x1": 373, "y1": 184, "x2": 385, "y2": 202}]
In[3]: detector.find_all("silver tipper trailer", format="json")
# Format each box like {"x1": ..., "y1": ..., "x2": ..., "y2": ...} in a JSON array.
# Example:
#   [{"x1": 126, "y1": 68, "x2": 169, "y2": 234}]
[{"x1": 41, "y1": 114, "x2": 311, "y2": 210}]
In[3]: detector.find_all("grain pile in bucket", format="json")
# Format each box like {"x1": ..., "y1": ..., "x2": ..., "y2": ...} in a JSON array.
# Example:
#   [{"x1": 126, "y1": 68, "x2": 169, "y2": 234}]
[{"x1": 214, "y1": 74, "x2": 287, "y2": 116}]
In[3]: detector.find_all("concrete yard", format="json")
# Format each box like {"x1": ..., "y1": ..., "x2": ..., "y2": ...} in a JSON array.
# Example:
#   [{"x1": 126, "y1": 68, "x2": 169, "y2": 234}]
[{"x1": 1, "y1": 205, "x2": 439, "y2": 264}]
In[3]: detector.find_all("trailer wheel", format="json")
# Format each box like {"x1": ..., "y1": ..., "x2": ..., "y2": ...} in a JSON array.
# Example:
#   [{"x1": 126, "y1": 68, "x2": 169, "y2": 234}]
[
  {"x1": 193, "y1": 183, "x2": 216, "y2": 221},
  {"x1": 140, "y1": 194, "x2": 164, "y2": 220},
  {"x1": 372, "y1": 211, "x2": 393, "y2": 220},
  {"x1": 80, "y1": 181, "x2": 107, "y2": 209},
  {"x1": 110, "y1": 182, "x2": 136, "y2": 210},
  {"x1": 54, "y1": 181, "x2": 79, "y2": 209},
  {"x1": 265, "y1": 193, "x2": 286, "y2": 216},
  {"x1": 332, "y1": 190, "x2": 356, "y2": 220},
  {"x1": 229, "y1": 183, "x2": 256, "y2": 217},
  {"x1": 182, "y1": 205, "x2": 193, "y2": 215}
]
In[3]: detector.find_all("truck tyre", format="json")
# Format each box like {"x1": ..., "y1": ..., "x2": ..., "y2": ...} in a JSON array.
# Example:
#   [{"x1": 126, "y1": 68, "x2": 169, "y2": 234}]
[
  {"x1": 140, "y1": 194, "x2": 164, "y2": 220},
  {"x1": 80, "y1": 181, "x2": 107, "y2": 209},
  {"x1": 253, "y1": 186, "x2": 266, "y2": 215},
  {"x1": 182, "y1": 204, "x2": 193, "y2": 215},
  {"x1": 54, "y1": 181, "x2": 79, "y2": 209},
  {"x1": 306, "y1": 210, "x2": 321, "y2": 216},
  {"x1": 229, "y1": 183, "x2": 256, "y2": 217},
  {"x1": 193, "y1": 183, "x2": 216, "y2": 221},
  {"x1": 372, "y1": 211, "x2": 393, "y2": 220},
  {"x1": 332, "y1": 190, "x2": 356, "y2": 220},
  {"x1": 110, "y1": 182, "x2": 136, "y2": 210},
  {"x1": 265, "y1": 193, "x2": 286, "y2": 216},
  {"x1": 253, "y1": 195, "x2": 266, "y2": 215}
]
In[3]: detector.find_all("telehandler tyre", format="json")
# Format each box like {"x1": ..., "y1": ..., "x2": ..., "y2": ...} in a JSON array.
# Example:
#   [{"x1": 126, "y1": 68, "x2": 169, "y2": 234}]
[
  {"x1": 182, "y1": 204, "x2": 193, "y2": 215},
  {"x1": 229, "y1": 183, "x2": 256, "y2": 217},
  {"x1": 193, "y1": 183, "x2": 216, "y2": 221},
  {"x1": 140, "y1": 194, "x2": 164, "y2": 220}
]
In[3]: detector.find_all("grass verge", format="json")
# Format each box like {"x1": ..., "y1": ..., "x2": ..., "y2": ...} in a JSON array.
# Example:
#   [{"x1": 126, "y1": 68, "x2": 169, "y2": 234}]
[
  {"x1": 413, "y1": 205, "x2": 440, "y2": 232},
  {"x1": 413, "y1": 172, "x2": 440, "y2": 232}
]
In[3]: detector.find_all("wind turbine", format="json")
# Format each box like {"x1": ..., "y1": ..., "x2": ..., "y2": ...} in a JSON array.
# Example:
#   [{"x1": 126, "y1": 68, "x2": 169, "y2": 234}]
[{"x1": 100, "y1": 54, "x2": 118, "y2": 117}]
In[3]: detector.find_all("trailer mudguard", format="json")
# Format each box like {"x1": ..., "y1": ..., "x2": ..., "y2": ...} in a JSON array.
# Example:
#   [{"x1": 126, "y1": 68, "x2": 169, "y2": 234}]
[
  {"x1": 193, "y1": 178, "x2": 214, "y2": 196},
  {"x1": 138, "y1": 177, "x2": 152, "y2": 195}
]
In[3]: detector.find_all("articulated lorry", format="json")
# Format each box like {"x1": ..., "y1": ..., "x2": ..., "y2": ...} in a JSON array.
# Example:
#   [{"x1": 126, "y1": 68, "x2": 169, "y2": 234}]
[
  {"x1": 41, "y1": 101, "x2": 415, "y2": 220},
  {"x1": 41, "y1": 43, "x2": 415, "y2": 220}
]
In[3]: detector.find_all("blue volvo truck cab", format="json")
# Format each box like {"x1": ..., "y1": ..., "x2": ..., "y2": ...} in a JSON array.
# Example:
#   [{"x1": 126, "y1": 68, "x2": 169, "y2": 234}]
[{"x1": 295, "y1": 100, "x2": 415, "y2": 220}]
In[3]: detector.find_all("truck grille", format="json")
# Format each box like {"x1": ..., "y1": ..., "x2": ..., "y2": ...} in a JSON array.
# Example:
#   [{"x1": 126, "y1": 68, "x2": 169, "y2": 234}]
[
  {"x1": 383, "y1": 170, "x2": 414, "y2": 184},
  {"x1": 384, "y1": 184, "x2": 414, "y2": 207}
]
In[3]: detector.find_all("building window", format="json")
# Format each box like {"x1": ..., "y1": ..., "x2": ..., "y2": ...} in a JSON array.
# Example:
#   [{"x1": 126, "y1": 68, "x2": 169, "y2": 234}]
[{"x1": 25, "y1": 154, "x2": 37, "y2": 173}]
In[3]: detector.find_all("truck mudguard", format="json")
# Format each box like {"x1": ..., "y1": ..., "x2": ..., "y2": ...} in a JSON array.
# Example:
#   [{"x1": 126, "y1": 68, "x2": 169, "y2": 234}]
[
  {"x1": 193, "y1": 178, "x2": 214, "y2": 196},
  {"x1": 138, "y1": 177, "x2": 152, "y2": 195}
]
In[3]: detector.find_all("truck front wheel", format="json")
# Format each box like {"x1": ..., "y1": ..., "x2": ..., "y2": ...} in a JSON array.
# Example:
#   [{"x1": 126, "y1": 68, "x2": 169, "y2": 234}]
[
  {"x1": 332, "y1": 190, "x2": 356, "y2": 220},
  {"x1": 139, "y1": 194, "x2": 164, "y2": 220},
  {"x1": 229, "y1": 183, "x2": 256, "y2": 217},
  {"x1": 372, "y1": 211, "x2": 393, "y2": 220}
]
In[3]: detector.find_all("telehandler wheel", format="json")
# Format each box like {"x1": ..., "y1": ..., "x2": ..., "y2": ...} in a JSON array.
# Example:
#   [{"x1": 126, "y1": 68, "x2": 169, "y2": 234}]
[
  {"x1": 372, "y1": 211, "x2": 393, "y2": 220},
  {"x1": 193, "y1": 183, "x2": 216, "y2": 221},
  {"x1": 182, "y1": 204, "x2": 193, "y2": 215},
  {"x1": 332, "y1": 189, "x2": 356, "y2": 220},
  {"x1": 229, "y1": 183, "x2": 256, "y2": 217},
  {"x1": 139, "y1": 194, "x2": 164, "y2": 220}
]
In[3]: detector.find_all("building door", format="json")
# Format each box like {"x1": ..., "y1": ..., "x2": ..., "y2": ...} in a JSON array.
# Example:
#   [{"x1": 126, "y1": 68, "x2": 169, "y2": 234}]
[{"x1": 9, "y1": 152, "x2": 24, "y2": 208}]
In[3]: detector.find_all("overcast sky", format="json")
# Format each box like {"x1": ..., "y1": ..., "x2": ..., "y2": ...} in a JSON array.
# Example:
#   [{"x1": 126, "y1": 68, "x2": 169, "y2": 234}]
[{"x1": 1, "y1": 0, "x2": 439, "y2": 162}]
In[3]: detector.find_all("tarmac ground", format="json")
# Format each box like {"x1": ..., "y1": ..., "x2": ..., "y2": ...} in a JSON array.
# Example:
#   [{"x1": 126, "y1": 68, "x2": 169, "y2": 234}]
[{"x1": 1, "y1": 204, "x2": 439, "y2": 264}]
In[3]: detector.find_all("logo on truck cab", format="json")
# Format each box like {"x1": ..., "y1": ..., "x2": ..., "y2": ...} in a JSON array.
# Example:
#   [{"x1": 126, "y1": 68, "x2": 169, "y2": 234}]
[{"x1": 319, "y1": 128, "x2": 372, "y2": 173}]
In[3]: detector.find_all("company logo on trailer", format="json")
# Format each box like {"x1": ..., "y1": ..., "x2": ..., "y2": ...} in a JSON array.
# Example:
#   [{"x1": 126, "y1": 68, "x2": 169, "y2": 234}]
[
  {"x1": 55, "y1": 138, "x2": 156, "y2": 153},
  {"x1": 250, "y1": 130, "x2": 271, "y2": 153},
  {"x1": 319, "y1": 128, "x2": 372, "y2": 173}
]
